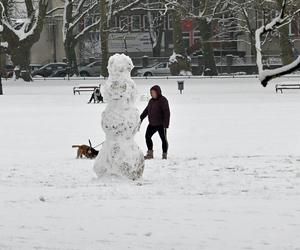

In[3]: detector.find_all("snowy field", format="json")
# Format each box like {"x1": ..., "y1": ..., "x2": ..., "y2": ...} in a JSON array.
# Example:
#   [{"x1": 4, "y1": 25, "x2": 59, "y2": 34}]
[{"x1": 0, "y1": 77, "x2": 300, "y2": 250}]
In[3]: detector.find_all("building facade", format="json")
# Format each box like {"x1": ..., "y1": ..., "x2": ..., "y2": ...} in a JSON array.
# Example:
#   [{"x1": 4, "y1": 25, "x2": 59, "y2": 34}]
[{"x1": 29, "y1": 0, "x2": 300, "y2": 67}]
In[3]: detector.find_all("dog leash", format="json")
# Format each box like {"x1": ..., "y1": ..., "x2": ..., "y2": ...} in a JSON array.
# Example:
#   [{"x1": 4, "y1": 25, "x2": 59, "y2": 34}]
[{"x1": 93, "y1": 141, "x2": 105, "y2": 149}]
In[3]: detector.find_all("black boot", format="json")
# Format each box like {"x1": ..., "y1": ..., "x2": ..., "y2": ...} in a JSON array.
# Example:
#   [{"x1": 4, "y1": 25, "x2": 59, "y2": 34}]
[
  {"x1": 162, "y1": 152, "x2": 167, "y2": 160},
  {"x1": 144, "y1": 150, "x2": 154, "y2": 160}
]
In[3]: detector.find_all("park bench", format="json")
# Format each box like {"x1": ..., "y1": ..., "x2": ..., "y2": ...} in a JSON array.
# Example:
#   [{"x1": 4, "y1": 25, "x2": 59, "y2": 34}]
[
  {"x1": 73, "y1": 85, "x2": 99, "y2": 95},
  {"x1": 276, "y1": 83, "x2": 300, "y2": 93}
]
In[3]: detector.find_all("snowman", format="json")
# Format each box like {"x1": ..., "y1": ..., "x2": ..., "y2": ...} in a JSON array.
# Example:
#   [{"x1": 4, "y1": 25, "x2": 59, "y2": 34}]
[{"x1": 94, "y1": 54, "x2": 144, "y2": 180}]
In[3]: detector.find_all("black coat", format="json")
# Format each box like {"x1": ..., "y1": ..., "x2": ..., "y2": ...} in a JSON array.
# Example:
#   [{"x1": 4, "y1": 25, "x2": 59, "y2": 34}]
[{"x1": 140, "y1": 85, "x2": 170, "y2": 128}]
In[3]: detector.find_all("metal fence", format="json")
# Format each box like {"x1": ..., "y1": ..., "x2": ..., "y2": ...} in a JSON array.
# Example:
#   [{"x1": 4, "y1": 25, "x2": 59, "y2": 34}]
[{"x1": 10, "y1": 73, "x2": 299, "y2": 82}]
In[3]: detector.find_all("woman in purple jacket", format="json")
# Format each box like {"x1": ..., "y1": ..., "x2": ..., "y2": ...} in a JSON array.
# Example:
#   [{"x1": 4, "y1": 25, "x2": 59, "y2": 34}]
[{"x1": 140, "y1": 85, "x2": 170, "y2": 160}]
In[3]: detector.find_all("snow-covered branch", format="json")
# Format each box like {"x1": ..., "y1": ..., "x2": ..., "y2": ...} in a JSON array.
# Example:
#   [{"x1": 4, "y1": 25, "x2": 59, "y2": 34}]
[
  {"x1": 74, "y1": 19, "x2": 100, "y2": 41},
  {"x1": 255, "y1": 0, "x2": 300, "y2": 87},
  {"x1": 70, "y1": 1, "x2": 98, "y2": 31},
  {"x1": 1, "y1": 0, "x2": 48, "y2": 42},
  {"x1": 46, "y1": 6, "x2": 64, "y2": 15},
  {"x1": 74, "y1": 0, "x2": 86, "y2": 17},
  {"x1": 112, "y1": 0, "x2": 144, "y2": 16}
]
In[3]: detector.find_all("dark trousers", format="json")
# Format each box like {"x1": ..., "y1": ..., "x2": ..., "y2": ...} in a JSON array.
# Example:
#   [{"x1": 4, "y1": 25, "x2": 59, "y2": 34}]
[{"x1": 145, "y1": 125, "x2": 168, "y2": 153}]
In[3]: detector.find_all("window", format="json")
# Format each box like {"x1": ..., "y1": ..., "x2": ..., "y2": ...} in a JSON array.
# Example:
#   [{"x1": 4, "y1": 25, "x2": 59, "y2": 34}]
[
  {"x1": 168, "y1": 15, "x2": 173, "y2": 30},
  {"x1": 84, "y1": 17, "x2": 93, "y2": 28},
  {"x1": 256, "y1": 11, "x2": 265, "y2": 29},
  {"x1": 132, "y1": 15, "x2": 141, "y2": 31},
  {"x1": 111, "y1": 17, "x2": 118, "y2": 29},
  {"x1": 143, "y1": 15, "x2": 150, "y2": 31},
  {"x1": 157, "y1": 63, "x2": 167, "y2": 68},
  {"x1": 290, "y1": 19, "x2": 299, "y2": 36},
  {"x1": 119, "y1": 16, "x2": 128, "y2": 31}
]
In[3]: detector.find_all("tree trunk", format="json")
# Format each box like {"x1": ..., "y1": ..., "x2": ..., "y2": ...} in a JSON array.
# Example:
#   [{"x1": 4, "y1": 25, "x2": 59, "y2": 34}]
[
  {"x1": 65, "y1": 40, "x2": 79, "y2": 76},
  {"x1": 169, "y1": 6, "x2": 191, "y2": 76},
  {"x1": 249, "y1": 32, "x2": 256, "y2": 60},
  {"x1": 100, "y1": 0, "x2": 109, "y2": 77},
  {"x1": 198, "y1": 18, "x2": 218, "y2": 76},
  {"x1": 279, "y1": 25, "x2": 294, "y2": 65},
  {"x1": 152, "y1": 16, "x2": 164, "y2": 57},
  {"x1": 11, "y1": 47, "x2": 32, "y2": 81},
  {"x1": 0, "y1": 41, "x2": 3, "y2": 94},
  {"x1": 276, "y1": 0, "x2": 294, "y2": 65},
  {"x1": 1, "y1": 0, "x2": 48, "y2": 82},
  {"x1": 173, "y1": 9, "x2": 184, "y2": 55}
]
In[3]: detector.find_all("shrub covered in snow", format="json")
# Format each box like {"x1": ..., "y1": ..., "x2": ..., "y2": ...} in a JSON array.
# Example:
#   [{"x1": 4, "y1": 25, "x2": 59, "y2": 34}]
[{"x1": 169, "y1": 52, "x2": 192, "y2": 76}]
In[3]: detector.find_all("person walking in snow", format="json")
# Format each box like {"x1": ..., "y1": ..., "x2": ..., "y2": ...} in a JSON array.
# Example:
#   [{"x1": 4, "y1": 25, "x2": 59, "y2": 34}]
[{"x1": 140, "y1": 85, "x2": 170, "y2": 160}]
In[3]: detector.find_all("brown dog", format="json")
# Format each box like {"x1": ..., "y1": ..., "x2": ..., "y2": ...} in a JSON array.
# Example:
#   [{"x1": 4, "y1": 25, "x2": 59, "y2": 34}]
[{"x1": 72, "y1": 142, "x2": 99, "y2": 159}]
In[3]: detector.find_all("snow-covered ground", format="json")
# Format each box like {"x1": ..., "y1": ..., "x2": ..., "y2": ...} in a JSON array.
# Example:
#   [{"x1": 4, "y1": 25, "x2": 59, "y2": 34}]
[{"x1": 0, "y1": 77, "x2": 300, "y2": 250}]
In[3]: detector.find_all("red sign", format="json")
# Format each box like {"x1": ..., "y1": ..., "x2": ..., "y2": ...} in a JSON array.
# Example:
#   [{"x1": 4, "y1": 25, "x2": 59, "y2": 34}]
[{"x1": 181, "y1": 19, "x2": 193, "y2": 32}]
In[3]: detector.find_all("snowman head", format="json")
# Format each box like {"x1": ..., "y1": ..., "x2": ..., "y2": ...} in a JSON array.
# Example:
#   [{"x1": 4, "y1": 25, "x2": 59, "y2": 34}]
[
  {"x1": 108, "y1": 53, "x2": 134, "y2": 79},
  {"x1": 105, "y1": 54, "x2": 136, "y2": 102}
]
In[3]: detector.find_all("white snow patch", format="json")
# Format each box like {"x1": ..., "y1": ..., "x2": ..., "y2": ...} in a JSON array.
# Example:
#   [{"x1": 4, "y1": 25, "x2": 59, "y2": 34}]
[
  {"x1": 0, "y1": 41, "x2": 8, "y2": 48},
  {"x1": 179, "y1": 70, "x2": 192, "y2": 76}
]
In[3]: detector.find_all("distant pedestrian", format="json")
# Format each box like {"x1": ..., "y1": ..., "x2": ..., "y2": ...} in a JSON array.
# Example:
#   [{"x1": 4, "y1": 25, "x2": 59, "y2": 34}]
[
  {"x1": 140, "y1": 85, "x2": 170, "y2": 160},
  {"x1": 88, "y1": 87, "x2": 103, "y2": 104}
]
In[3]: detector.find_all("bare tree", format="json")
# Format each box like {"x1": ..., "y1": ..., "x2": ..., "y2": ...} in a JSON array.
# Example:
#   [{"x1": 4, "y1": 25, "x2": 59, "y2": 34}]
[
  {"x1": 255, "y1": 0, "x2": 300, "y2": 86},
  {"x1": 227, "y1": 0, "x2": 298, "y2": 63},
  {"x1": 0, "y1": 0, "x2": 48, "y2": 81},
  {"x1": 99, "y1": 0, "x2": 109, "y2": 77},
  {"x1": 168, "y1": 0, "x2": 192, "y2": 75},
  {"x1": 97, "y1": 0, "x2": 144, "y2": 77},
  {"x1": 276, "y1": 0, "x2": 298, "y2": 65},
  {"x1": 134, "y1": 0, "x2": 166, "y2": 57},
  {"x1": 0, "y1": 23, "x2": 4, "y2": 94},
  {"x1": 62, "y1": 0, "x2": 100, "y2": 76},
  {"x1": 225, "y1": 0, "x2": 260, "y2": 58}
]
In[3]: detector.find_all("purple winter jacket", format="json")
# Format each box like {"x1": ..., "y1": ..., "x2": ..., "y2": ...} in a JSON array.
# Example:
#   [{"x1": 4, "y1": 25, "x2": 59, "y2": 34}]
[{"x1": 140, "y1": 85, "x2": 170, "y2": 128}]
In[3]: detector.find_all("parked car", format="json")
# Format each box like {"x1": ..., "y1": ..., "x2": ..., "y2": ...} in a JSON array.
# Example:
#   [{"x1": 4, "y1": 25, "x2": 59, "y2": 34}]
[
  {"x1": 79, "y1": 61, "x2": 101, "y2": 77},
  {"x1": 136, "y1": 62, "x2": 171, "y2": 76},
  {"x1": 30, "y1": 64, "x2": 43, "y2": 72},
  {"x1": 50, "y1": 68, "x2": 68, "y2": 77},
  {"x1": 32, "y1": 63, "x2": 67, "y2": 77},
  {"x1": 1, "y1": 64, "x2": 43, "y2": 78}
]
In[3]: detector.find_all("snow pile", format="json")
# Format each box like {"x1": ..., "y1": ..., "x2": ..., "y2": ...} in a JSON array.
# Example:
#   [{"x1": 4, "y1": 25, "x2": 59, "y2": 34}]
[
  {"x1": 179, "y1": 70, "x2": 193, "y2": 76},
  {"x1": 0, "y1": 41, "x2": 8, "y2": 48},
  {"x1": 1, "y1": 78, "x2": 300, "y2": 249},
  {"x1": 94, "y1": 54, "x2": 144, "y2": 180}
]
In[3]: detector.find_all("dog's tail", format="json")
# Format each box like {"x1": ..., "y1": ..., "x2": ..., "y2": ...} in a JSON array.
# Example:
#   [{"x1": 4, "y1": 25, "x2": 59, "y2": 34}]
[{"x1": 72, "y1": 145, "x2": 81, "y2": 148}]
